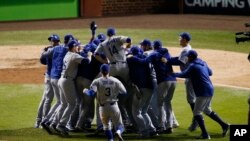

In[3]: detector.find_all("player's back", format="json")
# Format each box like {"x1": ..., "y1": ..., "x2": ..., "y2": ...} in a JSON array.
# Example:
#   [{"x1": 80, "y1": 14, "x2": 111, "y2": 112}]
[
  {"x1": 94, "y1": 76, "x2": 125, "y2": 105},
  {"x1": 97, "y1": 36, "x2": 128, "y2": 63}
]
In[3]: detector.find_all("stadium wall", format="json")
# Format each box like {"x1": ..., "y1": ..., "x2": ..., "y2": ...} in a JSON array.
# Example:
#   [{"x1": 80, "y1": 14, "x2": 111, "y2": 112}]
[{"x1": 0, "y1": 0, "x2": 79, "y2": 22}]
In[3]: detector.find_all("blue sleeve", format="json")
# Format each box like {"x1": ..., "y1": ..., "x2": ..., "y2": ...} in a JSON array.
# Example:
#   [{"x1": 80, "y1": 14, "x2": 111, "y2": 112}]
[
  {"x1": 168, "y1": 57, "x2": 184, "y2": 66},
  {"x1": 127, "y1": 56, "x2": 147, "y2": 64},
  {"x1": 173, "y1": 65, "x2": 192, "y2": 78},
  {"x1": 85, "y1": 89, "x2": 96, "y2": 97}
]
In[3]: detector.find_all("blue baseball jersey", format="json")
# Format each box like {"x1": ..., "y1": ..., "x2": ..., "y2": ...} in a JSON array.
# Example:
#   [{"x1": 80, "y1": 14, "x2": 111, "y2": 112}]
[
  {"x1": 173, "y1": 58, "x2": 213, "y2": 97},
  {"x1": 127, "y1": 54, "x2": 154, "y2": 89},
  {"x1": 50, "y1": 45, "x2": 68, "y2": 79},
  {"x1": 146, "y1": 48, "x2": 176, "y2": 84},
  {"x1": 77, "y1": 43, "x2": 103, "y2": 81}
]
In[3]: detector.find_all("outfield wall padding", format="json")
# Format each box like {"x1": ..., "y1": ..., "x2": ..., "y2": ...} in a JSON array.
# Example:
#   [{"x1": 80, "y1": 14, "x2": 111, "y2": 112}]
[{"x1": 0, "y1": 0, "x2": 79, "y2": 22}]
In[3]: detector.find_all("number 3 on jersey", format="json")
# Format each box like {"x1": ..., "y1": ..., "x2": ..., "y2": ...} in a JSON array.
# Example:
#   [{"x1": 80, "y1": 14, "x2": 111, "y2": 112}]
[
  {"x1": 105, "y1": 87, "x2": 111, "y2": 96},
  {"x1": 108, "y1": 46, "x2": 118, "y2": 56}
]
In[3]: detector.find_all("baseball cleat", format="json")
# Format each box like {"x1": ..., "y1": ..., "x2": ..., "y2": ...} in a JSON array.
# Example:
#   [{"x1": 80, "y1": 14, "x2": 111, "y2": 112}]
[
  {"x1": 34, "y1": 121, "x2": 41, "y2": 128},
  {"x1": 115, "y1": 132, "x2": 124, "y2": 141},
  {"x1": 196, "y1": 134, "x2": 211, "y2": 140},
  {"x1": 222, "y1": 124, "x2": 230, "y2": 137},
  {"x1": 41, "y1": 122, "x2": 53, "y2": 135},
  {"x1": 173, "y1": 122, "x2": 180, "y2": 128},
  {"x1": 188, "y1": 120, "x2": 199, "y2": 132},
  {"x1": 164, "y1": 128, "x2": 173, "y2": 134},
  {"x1": 56, "y1": 125, "x2": 69, "y2": 137}
]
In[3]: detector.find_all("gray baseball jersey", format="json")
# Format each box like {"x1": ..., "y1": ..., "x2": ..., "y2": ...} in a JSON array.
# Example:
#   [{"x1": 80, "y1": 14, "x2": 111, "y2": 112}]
[
  {"x1": 95, "y1": 36, "x2": 129, "y2": 63},
  {"x1": 61, "y1": 52, "x2": 84, "y2": 79},
  {"x1": 90, "y1": 76, "x2": 127, "y2": 105}
]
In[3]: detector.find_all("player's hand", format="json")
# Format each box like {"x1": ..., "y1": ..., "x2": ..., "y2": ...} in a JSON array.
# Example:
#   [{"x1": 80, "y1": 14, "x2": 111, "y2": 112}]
[
  {"x1": 83, "y1": 88, "x2": 89, "y2": 94},
  {"x1": 161, "y1": 57, "x2": 167, "y2": 63},
  {"x1": 90, "y1": 21, "x2": 97, "y2": 36}
]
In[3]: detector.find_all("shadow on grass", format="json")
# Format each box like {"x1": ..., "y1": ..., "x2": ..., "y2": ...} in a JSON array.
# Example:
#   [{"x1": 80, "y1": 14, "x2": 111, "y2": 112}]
[{"x1": 0, "y1": 127, "x2": 229, "y2": 141}]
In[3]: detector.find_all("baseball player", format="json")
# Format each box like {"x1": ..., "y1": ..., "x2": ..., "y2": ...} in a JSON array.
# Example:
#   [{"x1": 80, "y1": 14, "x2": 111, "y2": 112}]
[
  {"x1": 42, "y1": 40, "x2": 91, "y2": 136},
  {"x1": 83, "y1": 64, "x2": 126, "y2": 141},
  {"x1": 74, "y1": 42, "x2": 103, "y2": 130},
  {"x1": 131, "y1": 40, "x2": 177, "y2": 134},
  {"x1": 172, "y1": 50, "x2": 229, "y2": 139},
  {"x1": 40, "y1": 34, "x2": 72, "y2": 133},
  {"x1": 94, "y1": 27, "x2": 134, "y2": 128},
  {"x1": 167, "y1": 32, "x2": 198, "y2": 131},
  {"x1": 139, "y1": 39, "x2": 179, "y2": 130},
  {"x1": 34, "y1": 34, "x2": 59, "y2": 128},
  {"x1": 127, "y1": 46, "x2": 157, "y2": 137}
]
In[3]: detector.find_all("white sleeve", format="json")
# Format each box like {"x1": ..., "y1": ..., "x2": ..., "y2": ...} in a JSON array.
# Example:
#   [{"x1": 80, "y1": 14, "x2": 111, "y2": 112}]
[{"x1": 73, "y1": 53, "x2": 84, "y2": 64}]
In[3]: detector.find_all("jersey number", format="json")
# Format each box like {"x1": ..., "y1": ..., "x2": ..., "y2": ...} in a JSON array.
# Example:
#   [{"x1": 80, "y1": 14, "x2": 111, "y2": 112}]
[
  {"x1": 108, "y1": 46, "x2": 118, "y2": 56},
  {"x1": 105, "y1": 87, "x2": 111, "y2": 96}
]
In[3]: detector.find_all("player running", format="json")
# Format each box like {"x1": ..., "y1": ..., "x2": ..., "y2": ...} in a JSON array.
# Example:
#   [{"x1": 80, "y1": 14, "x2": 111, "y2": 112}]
[{"x1": 83, "y1": 64, "x2": 126, "y2": 141}]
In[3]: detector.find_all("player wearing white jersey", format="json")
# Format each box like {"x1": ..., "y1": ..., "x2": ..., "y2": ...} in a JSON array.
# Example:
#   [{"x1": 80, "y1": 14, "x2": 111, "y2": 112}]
[
  {"x1": 84, "y1": 64, "x2": 126, "y2": 141},
  {"x1": 94, "y1": 27, "x2": 134, "y2": 128}
]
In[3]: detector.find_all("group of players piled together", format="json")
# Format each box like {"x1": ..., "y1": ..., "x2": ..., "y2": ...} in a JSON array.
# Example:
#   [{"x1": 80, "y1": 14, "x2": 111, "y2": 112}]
[{"x1": 34, "y1": 22, "x2": 230, "y2": 141}]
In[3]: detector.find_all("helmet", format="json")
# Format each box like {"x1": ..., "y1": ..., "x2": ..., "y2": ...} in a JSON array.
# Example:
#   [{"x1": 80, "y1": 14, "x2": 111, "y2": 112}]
[{"x1": 107, "y1": 27, "x2": 116, "y2": 36}]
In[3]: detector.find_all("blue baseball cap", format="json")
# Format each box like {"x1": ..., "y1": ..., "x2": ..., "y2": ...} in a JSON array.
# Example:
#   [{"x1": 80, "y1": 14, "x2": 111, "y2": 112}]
[
  {"x1": 107, "y1": 27, "x2": 116, "y2": 36},
  {"x1": 140, "y1": 39, "x2": 151, "y2": 46},
  {"x1": 188, "y1": 50, "x2": 198, "y2": 59},
  {"x1": 130, "y1": 45, "x2": 140, "y2": 55},
  {"x1": 97, "y1": 33, "x2": 106, "y2": 42},
  {"x1": 100, "y1": 64, "x2": 110, "y2": 73},
  {"x1": 68, "y1": 40, "x2": 80, "y2": 49},
  {"x1": 64, "y1": 34, "x2": 74, "y2": 43},
  {"x1": 180, "y1": 32, "x2": 191, "y2": 41},
  {"x1": 153, "y1": 40, "x2": 162, "y2": 50},
  {"x1": 51, "y1": 34, "x2": 60, "y2": 42}
]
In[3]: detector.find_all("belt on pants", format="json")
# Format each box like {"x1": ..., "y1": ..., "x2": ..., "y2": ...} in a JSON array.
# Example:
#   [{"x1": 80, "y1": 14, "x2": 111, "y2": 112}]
[{"x1": 100, "y1": 102, "x2": 116, "y2": 107}]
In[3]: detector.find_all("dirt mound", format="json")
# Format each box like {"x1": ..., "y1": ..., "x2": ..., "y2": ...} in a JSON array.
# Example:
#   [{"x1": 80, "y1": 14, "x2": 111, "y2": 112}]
[
  {"x1": 0, "y1": 45, "x2": 249, "y2": 89},
  {"x1": 0, "y1": 14, "x2": 249, "y2": 89}
]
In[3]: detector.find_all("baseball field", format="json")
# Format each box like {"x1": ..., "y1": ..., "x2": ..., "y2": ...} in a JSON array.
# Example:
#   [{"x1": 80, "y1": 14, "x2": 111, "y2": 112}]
[{"x1": 0, "y1": 14, "x2": 250, "y2": 141}]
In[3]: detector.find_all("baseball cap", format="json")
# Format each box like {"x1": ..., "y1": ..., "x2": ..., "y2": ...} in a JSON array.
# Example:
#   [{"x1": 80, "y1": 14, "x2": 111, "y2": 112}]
[
  {"x1": 153, "y1": 40, "x2": 162, "y2": 50},
  {"x1": 100, "y1": 64, "x2": 110, "y2": 73},
  {"x1": 64, "y1": 34, "x2": 74, "y2": 43},
  {"x1": 97, "y1": 33, "x2": 106, "y2": 42},
  {"x1": 68, "y1": 40, "x2": 80, "y2": 49},
  {"x1": 48, "y1": 34, "x2": 58, "y2": 41},
  {"x1": 130, "y1": 45, "x2": 140, "y2": 55},
  {"x1": 180, "y1": 32, "x2": 191, "y2": 41},
  {"x1": 188, "y1": 50, "x2": 198, "y2": 59},
  {"x1": 140, "y1": 39, "x2": 151, "y2": 47},
  {"x1": 51, "y1": 34, "x2": 60, "y2": 42},
  {"x1": 107, "y1": 27, "x2": 116, "y2": 36}
]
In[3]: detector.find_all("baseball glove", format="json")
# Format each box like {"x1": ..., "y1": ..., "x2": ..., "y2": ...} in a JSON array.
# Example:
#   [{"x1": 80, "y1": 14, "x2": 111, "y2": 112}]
[{"x1": 90, "y1": 21, "x2": 97, "y2": 36}]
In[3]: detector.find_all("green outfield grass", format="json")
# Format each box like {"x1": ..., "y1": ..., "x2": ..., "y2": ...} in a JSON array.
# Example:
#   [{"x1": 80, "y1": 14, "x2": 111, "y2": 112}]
[
  {"x1": 0, "y1": 83, "x2": 249, "y2": 141},
  {"x1": 0, "y1": 28, "x2": 249, "y2": 53}
]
